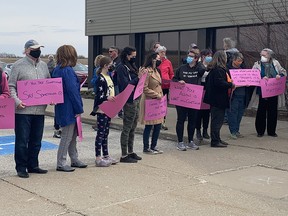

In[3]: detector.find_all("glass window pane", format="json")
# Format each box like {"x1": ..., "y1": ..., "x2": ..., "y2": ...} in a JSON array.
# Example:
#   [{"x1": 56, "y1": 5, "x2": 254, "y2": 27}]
[
  {"x1": 160, "y1": 32, "x2": 179, "y2": 69},
  {"x1": 216, "y1": 28, "x2": 237, "y2": 50},
  {"x1": 116, "y1": 35, "x2": 129, "y2": 50},
  {"x1": 180, "y1": 31, "x2": 198, "y2": 64},
  {"x1": 145, "y1": 33, "x2": 159, "y2": 52},
  {"x1": 102, "y1": 36, "x2": 115, "y2": 55}
]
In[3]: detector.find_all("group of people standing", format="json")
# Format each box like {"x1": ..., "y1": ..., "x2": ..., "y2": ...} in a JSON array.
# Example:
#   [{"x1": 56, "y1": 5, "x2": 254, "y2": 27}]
[{"x1": 1, "y1": 37, "x2": 286, "y2": 178}]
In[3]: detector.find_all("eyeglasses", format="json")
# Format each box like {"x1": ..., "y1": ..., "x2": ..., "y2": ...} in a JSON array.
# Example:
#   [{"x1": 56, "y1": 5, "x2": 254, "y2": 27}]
[{"x1": 109, "y1": 50, "x2": 115, "y2": 53}]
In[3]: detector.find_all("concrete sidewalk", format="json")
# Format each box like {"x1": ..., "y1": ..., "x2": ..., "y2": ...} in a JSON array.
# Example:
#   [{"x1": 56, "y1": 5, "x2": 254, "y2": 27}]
[{"x1": 0, "y1": 98, "x2": 288, "y2": 215}]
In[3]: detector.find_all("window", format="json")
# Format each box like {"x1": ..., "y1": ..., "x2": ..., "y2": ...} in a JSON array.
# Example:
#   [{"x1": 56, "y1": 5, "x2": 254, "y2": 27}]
[
  {"x1": 216, "y1": 28, "x2": 237, "y2": 50},
  {"x1": 180, "y1": 30, "x2": 198, "y2": 64},
  {"x1": 159, "y1": 32, "x2": 179, "y2": 69},
  {"x1": 145, "y1": 33, "x2": 159, "y2": 52},
  {"x1": 102, "y1": 36, "x2": 115, "y2": 55},
  {"x1": 116, "y1": 35, "x2": 129, "y2": 50}
]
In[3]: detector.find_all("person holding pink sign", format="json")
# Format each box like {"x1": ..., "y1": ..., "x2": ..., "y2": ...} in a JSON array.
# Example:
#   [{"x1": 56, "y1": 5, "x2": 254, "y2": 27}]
[
  {"x1": 93, "y1": 56, "x2": 118, "y2": 167},
  {"x1": 52, "y1": 45, "x2": 87, "y2": 172},
  {"x1": 0, "y1": 67, "x2": 10, "y2": 99},
  {"x1": 139, "y1": 52, "x2": 164, "y2": 154},
  {"x1": 8, "y1": 39, "x2": 50, "y2": 178},
  {"x1": 172, "y1": 48, "x2": 205, "y2": 151},
  {"x1": 252, "y1": 48, "x2": 286, "y2": 137}
]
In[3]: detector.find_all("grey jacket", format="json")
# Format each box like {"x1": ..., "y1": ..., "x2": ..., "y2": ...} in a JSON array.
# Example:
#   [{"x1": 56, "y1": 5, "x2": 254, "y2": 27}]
[{"x1": 9, "y1": 56, "x2": 50, "y2": 115}]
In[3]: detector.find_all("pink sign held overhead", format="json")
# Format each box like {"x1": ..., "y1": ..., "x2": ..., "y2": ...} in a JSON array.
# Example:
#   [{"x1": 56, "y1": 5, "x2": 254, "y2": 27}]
[
  {"x1": 169, "y1": 82, "x2": 204, "y2": 110},
  {"x1": 0, "y1": 98, "x2": 15, "y2": 129},
  {"x1": 76, "y1": 115, "x2": 83, "y2": 142},
  {"x1": 17, "y1": 78, "x2": 64, "y2": 106},
  {"x1": 144, "y1": 95, "x2": 167, "y2": 121},
  {"x1": 133, "y1": 72, "x2": 148, "y2": 100},
  {"x1": 99, "y1": 84, "x2": 134, "y2": 118},
  {"x1": 229, "y1": 69, "x2": 261, "y2": 86},
  {"x1": 261, "y1": 76, "x2": 286, "y2": 98}
]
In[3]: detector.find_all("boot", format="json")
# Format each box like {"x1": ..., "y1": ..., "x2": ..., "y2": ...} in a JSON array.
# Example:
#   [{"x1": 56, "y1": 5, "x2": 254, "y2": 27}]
[
  {"x1": 202, "y1": 128, "x2": 210, "y2": 139},
  {"x1": 196, "y1": 129, "x2": 203, "y2": 140}
]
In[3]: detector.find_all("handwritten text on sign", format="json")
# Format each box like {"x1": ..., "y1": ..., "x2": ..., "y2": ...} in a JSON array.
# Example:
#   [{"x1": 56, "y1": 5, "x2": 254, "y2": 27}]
[
  {"x1": 229, "y1": 69, "x2": 261, "y2": 86},
  {"x1": 133, "y1": 72, "x2": 147, "y2": 100},
  {"x1": 17, "y1": 78, "x2": 64, "y2": 106},
  {"x1": 261, "y1": 76, "x2": 286, "y2": 98},
  {"x1": 0, "y1": 98, "x2": 15, "y2": 129},
  {"x1": 169, "y1": 82, "x2": 204, "y2": 110},
  {"x1": 145, "y1": 95, "x2": 167, "y2": 121}
]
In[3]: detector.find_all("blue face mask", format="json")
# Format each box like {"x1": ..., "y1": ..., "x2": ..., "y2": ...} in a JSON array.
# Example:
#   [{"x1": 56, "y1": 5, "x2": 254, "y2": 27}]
[
  {"x1": 205, "y1": 56, "x2": 212, "y2": 63},
  {"x1": 186, "y1": 56, "x2": 193, "y2": 64}
]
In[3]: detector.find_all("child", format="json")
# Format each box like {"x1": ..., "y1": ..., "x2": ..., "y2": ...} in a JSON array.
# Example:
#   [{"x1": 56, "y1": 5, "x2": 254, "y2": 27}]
[
  {"x1": 52, "y1": 45, "x2": 87, "y2": 172},
  {"x1": 93, "y1": 56, "x2": 118, "y2": 167}
]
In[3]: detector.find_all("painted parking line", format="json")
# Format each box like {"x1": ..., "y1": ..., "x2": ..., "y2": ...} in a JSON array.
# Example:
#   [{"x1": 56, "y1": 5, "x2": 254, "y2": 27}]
[{"x1": 0, "y1": 135, "x2": 58, "y2": 155}]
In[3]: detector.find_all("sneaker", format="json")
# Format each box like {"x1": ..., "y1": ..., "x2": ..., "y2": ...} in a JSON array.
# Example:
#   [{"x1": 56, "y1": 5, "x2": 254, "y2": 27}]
[
  {"x1": 53, "y1": 130, "x2": 61, "y2": 138},
  {"x1": 143, "y1": 149, "x2": 158, "y2": 155},
  {"x1": 120, "y1": 155, "x2": 138, "y2": 163},
  {"x1": 186, "y1": 141, "x2": 199, "y2": 150},
  {"x1": 129, "y1": 152, "x2": 142, "y2": 160},
  {"x1": 220, "y1": 140, "x2": 229, "y2": 145},
  {"x1": 177, "y1": 142, "x2": 187, "y2": 151},
  {"x1": 56, "y1": 165, "x2": 75, "y2": 172},
  {"x1": 236, "y1": 132, "x2": 244, "y2": 138},
  {"x1": 103, "y1": 156, "x2": 118, "y2": 165},
  {"x1": 95, "y1": 159, "x2": 111, "y2": 167},
  {"x1": 230, "y1": 133, "x2": 237, "y2": 140},
  {"x1": 151, "y1": 148, "x2": 163, "y2": 154},
  {"x1": 71, "y1": 160, "x2": 88, "y2": 168}
]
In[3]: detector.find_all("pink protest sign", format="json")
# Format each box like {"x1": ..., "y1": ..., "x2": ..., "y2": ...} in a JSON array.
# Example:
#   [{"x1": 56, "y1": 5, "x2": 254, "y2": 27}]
[
  {"x1": 261, "y1": 76, "x2": 286, "y2": 98},
  {"x1": 144, "y1": 95, "x2": 167, "y2": 121},
  {"x1": 0, "y1": 98, "x2": 15, "y2": 129},
  {"x1": 200, "y1": 90, "x2": 210, "y2": 110},
  {"x1": 133, "y1": 72, "x2": 147, "y2": 100},
  {"x1": 169, "y1": 82, "x2": 204, "y2": 110},
  {"x1": 17, "y1": 78, "x2": 64, "y2": 106},
  {"x1": 99, "y1": 84, "x2": 134, "y2": 118},
  {"x1": 229, "y1": 69, "x2": 261, "y2": 86},
  {"x1": 76, "y1": 115, "x2": 83, "y2": 142}
]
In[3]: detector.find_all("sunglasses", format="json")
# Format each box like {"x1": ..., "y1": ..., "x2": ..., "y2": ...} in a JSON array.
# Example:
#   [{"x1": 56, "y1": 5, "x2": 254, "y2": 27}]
[{"x1": 109, "y1": 50, "x2": 115, "y2": 53}]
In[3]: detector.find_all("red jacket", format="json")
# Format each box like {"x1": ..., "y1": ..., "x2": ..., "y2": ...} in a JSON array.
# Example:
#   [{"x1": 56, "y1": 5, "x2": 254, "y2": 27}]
[{"x1": 158, "y1": 58, "x2": 174, "y2": 89}]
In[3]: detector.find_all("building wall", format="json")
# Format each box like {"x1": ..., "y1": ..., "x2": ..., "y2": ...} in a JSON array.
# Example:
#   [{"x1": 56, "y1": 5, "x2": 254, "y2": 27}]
[{"x1": 86, "y1": 0, "x2": 278, "y2": 36}]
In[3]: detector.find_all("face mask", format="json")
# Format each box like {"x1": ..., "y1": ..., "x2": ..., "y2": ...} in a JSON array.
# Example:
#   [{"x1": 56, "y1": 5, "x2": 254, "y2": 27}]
[
  {"x1": 129, "y1": 57, "x2": 136, "y2": 64},
  {"x1": 156, "y1": 60, "x2": 161, "y2": 67},
  {"x1": 186, "y1": 56, "x2": 193, "y2": 64},
  {"x1": 205, "y1": 56, "x2": 212, "y2": 63},
  {"x1": 29, "y1": 49, "x2": 41, "y2": 59},
  {"x1": 261, "y1": 56, "x2": 269, "y2": 63}
]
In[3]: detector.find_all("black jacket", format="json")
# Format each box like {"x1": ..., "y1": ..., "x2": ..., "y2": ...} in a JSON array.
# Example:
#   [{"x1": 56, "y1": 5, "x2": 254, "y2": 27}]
[
  {"x1": 116, "y1": 62, "x2": 139, "y2": 103},
  {"x1": 204, "y1": 66, "x2": 233, "y2": 109}
]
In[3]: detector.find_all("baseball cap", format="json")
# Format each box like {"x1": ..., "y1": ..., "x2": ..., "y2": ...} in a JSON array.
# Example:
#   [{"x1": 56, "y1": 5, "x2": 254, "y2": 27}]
[{"x1": 24, "y1": 39, "x2": 44, "y2": 49}]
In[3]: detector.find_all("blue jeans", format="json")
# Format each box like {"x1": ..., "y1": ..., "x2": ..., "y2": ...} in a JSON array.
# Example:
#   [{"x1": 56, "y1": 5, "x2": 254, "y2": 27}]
[
  {"x1": 14, "y1": 114, "x2": 44, "y2": 172},
  {"x1": 227, "y1": 95, "x2": 246, "y2": 134},
  {"x1": 143, "y1": 124, "x2": 161, "y2": 151}
]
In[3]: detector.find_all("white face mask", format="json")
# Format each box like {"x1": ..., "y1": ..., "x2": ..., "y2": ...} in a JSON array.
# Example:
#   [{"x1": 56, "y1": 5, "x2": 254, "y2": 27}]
[{"x1": 261, "y1": 56, "x2": 269, "y2": 63}]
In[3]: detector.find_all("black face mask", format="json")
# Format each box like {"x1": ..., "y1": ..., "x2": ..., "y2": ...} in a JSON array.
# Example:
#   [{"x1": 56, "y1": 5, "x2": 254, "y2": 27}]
[
  {"x1": 156, "y1": 60, "x2": 161, "y2": 67},
  {"x1": 29, "y1": 49, "x2": 41, "y2": 58},
  {"x1": 129, "y1": 57, "x2": 136, "y2": 64}
]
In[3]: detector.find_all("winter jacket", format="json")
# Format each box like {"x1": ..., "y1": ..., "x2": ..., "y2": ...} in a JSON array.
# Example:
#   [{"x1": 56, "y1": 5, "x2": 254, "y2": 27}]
[
  {"x1": 52, "y1": 65, "x2": 83, "y2": 127},
  {"x1": 0, "y1": 70, "x2": 10, "y2": 99},
  {"x1": 158, "y1": 58, "x2": 174, "y2": 89}
]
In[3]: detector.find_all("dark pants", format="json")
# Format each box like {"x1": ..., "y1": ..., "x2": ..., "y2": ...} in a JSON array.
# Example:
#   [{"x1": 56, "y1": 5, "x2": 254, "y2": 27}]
[
  {"x1": 255, "y1": 96, "x2": 278, "y2": 135},
  {"x1": 121, "y1": 100, "x2": 139, "y2": 156},
  {"x1": 196, "y1": 109, "x2": 210, "y2": 130},
  {"x1": 14, "y1": 114, "x2": 44, "y2": 172},
  {"x1": 227, "y1": 95, "x2": 246, "y2": 134},
  {"x1": 176, "y1": 106, "x2": 198, "y2": 142},
  {"x1": 162, "y1": 88, "x2": 169, "y2": 120},
  {"x1": 143, "y1": 123, "x2": 161, "y2": 151},
  {"x1": 95, "y1": 113, "x2": 111, "y2": 157},
  {"x1": 210, "y1": 106, "x2": 225, "y2": 146}
]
